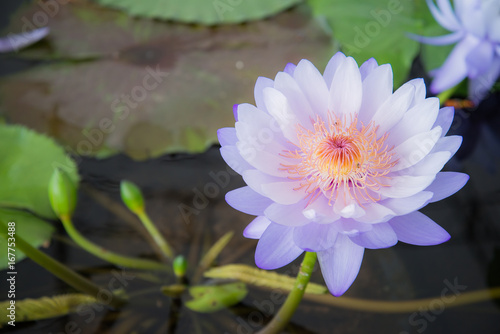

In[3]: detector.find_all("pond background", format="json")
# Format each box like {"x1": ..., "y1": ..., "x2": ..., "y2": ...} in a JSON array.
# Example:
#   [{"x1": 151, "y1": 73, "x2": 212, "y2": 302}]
[{"x1": 1, "y1": 0, "x2": 500, "y2": 333}]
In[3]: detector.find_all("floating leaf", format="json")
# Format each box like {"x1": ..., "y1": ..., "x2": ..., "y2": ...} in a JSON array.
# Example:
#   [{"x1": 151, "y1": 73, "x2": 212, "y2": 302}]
[
  {"x1": 204, "y1": 264, "x2": 328, "y2": 294},
  {"x1": 199, "y1": 231, "x2": 234, "y2": 269},
  {"x1": 309, "y1": 0, "x2": 420, "y2": 85},
  {"x1": 93, "y1": 0, "x2": 302, "y2": 25},
  {"x1": 0, "y1": 293, "x2": 96, "y2": 325},
  {"x1": 0, "y1": 125, "x2": 78, "y2": 217},
  {"x1": 0, "y1": 124, "x2": 78, "y2": 269},
  {"x1": 0, "y1": 3, "x2": 332, "y2": 159},
  {"x1": 0, "y1": 209, "x2": 54, "y2": 270},
  {"x1": 185, "y1": 282, "x2": 248, "y2": 313}
]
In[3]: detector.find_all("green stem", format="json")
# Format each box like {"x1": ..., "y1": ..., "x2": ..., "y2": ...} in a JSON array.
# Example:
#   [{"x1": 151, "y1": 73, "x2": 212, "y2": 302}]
[
  {"x1": 60, "y1": 216, "x2": 168, "y2": 271},
  {"x1": 137, "y1": 211, "x2": 174, "y2": 260},
  {"x1": 0, "y1": 221, "x2": 126, "y2": 308},
  {"x1": 257, "y1": 252, "x2": 317, "y2": 334},
  {"x1": 436, "y1": 85, "x2": 458, "y2": 106}
]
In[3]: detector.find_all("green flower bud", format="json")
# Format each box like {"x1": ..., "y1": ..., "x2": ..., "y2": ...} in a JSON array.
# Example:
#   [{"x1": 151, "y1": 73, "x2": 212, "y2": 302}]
[
  {"x1": 173, "y1": 255, "x2": 188, "y2": 278},
  {"x1": 48, "y1": 168, "x2": 77, "y2": 220},
  {"x1": 120, "y1": 180, "x2": 145, "y2": 214}
]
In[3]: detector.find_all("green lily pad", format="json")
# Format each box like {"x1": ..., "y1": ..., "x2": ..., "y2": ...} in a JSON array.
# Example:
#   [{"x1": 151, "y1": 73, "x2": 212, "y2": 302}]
[
  {"x1": 0, "y1": 125, "x2": 78, "y2": 269},
  {"x1": 0, "y1": 209, "x2": 54, "y2": 270},
  {"x1": 93, "y1": 0, "x2": 301, "y2": 25},
  {"x1": 309, "y1": 0, "x2": 421, "y2": 85},
  {"x1": 0, "y1": 125, "x2": 78, "y2": 217},
  {"x1": 185, "y1": 282, "x2": 248, "y2": 313},
  {"x1": 0, "y1": 3, "x2": 332, "y2": 159}
]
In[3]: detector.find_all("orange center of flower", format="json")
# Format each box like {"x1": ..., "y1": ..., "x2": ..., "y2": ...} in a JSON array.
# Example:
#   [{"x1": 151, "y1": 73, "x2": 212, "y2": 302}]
[{"x1": 280, "y1": 114, "x2": 397, "y2": 206}]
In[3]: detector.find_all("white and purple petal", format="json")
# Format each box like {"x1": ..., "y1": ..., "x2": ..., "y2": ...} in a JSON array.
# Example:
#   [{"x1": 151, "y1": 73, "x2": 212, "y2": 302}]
[
  {"x1": 349, "y1": 222, "x2": 398, "y2": 249},
  {"x1": 226, "y1": 186, "x2": 273, "y2": 216},
  {"x1": 329, "y1": 56, "x2": 363, "y2": 123},
  {"x1": 293, "y1": 222, "x2": 338, "y2": 252},
  {"x1": 424, "y1": 171, "x2": 469, "y2": 202},
  {"x1": 0, "y1": 27, "x2": 49, "y2": 53},
  {"x1": 389, "y1": 211, "x2": 450, "y2": 246},
  {"x1": 244, "y1": 216, "x2": 272, "y2": 239},
  {"x1": 255, "y1": 223, "x2": 303, "y2": 269},
  {"x1": 264, "y1": 201, "x2": 310, "y2": 227},
  {"x1": 430, "y1": 34, "x2": 480, "y2": 93},
  {"x1": 317, "y1": 234, "x2": 365, "y2": 296}
]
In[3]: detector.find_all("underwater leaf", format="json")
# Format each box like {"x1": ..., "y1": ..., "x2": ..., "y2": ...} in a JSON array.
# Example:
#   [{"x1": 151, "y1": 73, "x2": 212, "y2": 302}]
[
  {"x1": 204, "y1": 264, "x2": 328, "y2": 294},
  {"x1": 93, "y1": 0, "x2": 301, "y2": 25},
  {"x1": 0, "y1": 125, "x2": 77, "y2": 269},
  {"x1": 185, "y1": 282, "x2": 248, "y2": 313},
  {"x1": 199, "y1": 231, "x2": 234, "y2": 269},
  {"x1": 0, "y1": 293, "x2": 96, "y2": 325},
  {"x1": 0, "y1": 2, "x2": 332, "y2": 159},
  {"x1": 0, "y1": 125, "x2": 78, "y2": 217},
  {"x1": 309, "y1": 0, "x2": 420, "y2": 85},
  {"x1": 0, "y1": 209, "x2": 54, "y2": 270}
]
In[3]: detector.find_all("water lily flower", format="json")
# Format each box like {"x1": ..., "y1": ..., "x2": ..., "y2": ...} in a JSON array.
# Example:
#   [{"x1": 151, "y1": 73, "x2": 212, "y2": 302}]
[
  {"x1": 412, "y1": 0, "x2": 500, "y2": 102},
  {"x1": 0, "y1": 27, "x2": 49, "y2": 53},
  {"x1": 217, "y1": 51, "x2": 468, "y2": 296}
]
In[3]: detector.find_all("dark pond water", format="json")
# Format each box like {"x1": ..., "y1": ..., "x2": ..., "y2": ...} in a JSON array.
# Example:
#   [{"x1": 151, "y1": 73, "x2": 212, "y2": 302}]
[{"x1": 2, "y1": 1, "x2": 500, "y2": 333}]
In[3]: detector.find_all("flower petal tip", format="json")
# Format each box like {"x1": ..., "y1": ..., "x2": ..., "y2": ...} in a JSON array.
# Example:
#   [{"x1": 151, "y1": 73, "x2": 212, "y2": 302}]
[{"x1": 232, "y1": 104, "x2": 239, "y2": 121}]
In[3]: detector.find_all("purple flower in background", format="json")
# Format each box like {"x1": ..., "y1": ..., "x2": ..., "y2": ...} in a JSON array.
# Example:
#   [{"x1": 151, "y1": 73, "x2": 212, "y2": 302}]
[
  {"x1": 413, "y1": 0, "x2": 500, "y2": 102},
  {"x1": 218, "y1": 51, "x2": 468, "y2": 296},
  {"x1": 0, "y1": 27, "x2": 49, "y2": 53}
]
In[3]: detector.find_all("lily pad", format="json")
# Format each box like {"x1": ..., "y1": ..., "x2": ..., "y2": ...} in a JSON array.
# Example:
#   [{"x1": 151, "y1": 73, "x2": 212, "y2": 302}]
[
  {"x1": 93, "y1": 0, "x2": 302, "y2": 25},
  {"x1": 0, "y1": 125, "x2": 78, "y2": 217},
  {"x1": 309, "y1": 0, "x2": 421, "y2": 85},
  {"x1": 185, "y1": 282, "x2": 248, "y2": 313},
  {"x1": 0, "y1": 124, "x2": 78, "y2": 269},
  {"x1": 0, "y1": 209, "x2": 54, "y2": 269},
  {"x1": 0, "y1": 3, "x2": 332, "y2": 159}
]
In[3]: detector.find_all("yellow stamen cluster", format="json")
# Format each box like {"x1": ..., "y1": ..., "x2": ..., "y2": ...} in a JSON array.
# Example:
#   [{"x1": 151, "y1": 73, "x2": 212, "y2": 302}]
[{"x1": 280, "y1": 113, "x2": 396, "y2": 206}]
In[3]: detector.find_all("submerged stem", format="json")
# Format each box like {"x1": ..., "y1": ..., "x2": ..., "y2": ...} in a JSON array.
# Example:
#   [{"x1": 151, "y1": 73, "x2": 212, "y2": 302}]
[
  {"x1": 257, "y1": 252, "x2": 317, "y2": 334},
  {"x1": 302, "y1": 286, "x2": 500, "y2": 313},
  {"x1": 60, "y1": 216, "x2": 168, "y2": 271},
  {"x1": 0, "y1": 221, "x2": 126, "y2": 308}
]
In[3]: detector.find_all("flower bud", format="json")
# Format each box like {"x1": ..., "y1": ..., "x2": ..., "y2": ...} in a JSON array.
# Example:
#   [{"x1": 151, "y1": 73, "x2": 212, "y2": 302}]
[
  {"x1": 120, "y1": 180, "x2": 145, "y2": 214},
  {"x1": 173, "y1": 255, "x2": 188, "y2": 278},
  {"x1": 48, "y1": 168, "x2": 77, "y2": 219}
]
